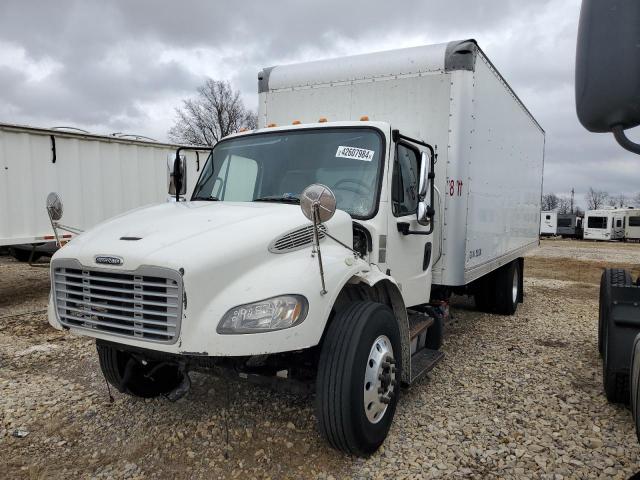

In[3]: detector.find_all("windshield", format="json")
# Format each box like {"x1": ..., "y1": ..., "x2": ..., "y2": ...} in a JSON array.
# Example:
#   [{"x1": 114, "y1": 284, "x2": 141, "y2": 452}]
[{"x1": 191, "y1": 127, "x2": 385, "y2": 218}]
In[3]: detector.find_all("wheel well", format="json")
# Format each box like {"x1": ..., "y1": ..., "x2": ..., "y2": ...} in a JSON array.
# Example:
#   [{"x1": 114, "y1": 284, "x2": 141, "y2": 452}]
[{"x1": 328, "y1": 279, "x2": 411, "y2": 383}]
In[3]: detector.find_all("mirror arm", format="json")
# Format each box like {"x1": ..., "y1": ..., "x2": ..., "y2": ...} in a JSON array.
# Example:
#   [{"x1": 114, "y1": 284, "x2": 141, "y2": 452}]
[{"x1": 612, "y1": 125, "x2": 640, "y2": 156}]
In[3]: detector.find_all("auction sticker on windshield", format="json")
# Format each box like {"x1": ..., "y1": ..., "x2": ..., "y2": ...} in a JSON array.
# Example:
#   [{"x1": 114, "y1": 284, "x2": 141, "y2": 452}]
[{"x1": 335, "y1": 146, "x2": 375, "y2": 161}]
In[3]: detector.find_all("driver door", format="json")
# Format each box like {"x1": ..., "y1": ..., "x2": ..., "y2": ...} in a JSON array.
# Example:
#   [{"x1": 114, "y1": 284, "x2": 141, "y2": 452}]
[{"x1": 385, "y1": 142, "x2": 433, "y2": 307}]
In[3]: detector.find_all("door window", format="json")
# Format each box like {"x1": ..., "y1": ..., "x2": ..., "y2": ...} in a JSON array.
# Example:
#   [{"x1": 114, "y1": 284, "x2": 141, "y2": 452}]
[{"x1": 392, "y1": 144, "x2": 420, "y2": 216}]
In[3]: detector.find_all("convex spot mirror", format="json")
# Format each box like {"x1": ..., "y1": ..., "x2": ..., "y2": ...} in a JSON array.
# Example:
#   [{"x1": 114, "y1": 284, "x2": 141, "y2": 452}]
[
  {"x1": 576, "y1": 0, "x2": 640, "y2": 153},
  {"x1": 46, "y1": 192, "x2": 63, "y2": 221},
  {"x1": 301, "y1": 184, "x2": 337, "y2": 223},
  {"x1": 167, "y1": 154, "x2": 187, "y2": 196},
  {"x1": 417, "y1": 151, "x2": 432, "y2": 226}
]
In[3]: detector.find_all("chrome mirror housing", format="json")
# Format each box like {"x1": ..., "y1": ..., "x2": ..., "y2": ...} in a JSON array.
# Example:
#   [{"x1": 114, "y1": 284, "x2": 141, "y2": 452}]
[
  {"x1": 46, "y1": 192, "x2": 64, "y2": 221},
  {"x1": 300, "y1": 184, "x2": 337, "y2": 223},
  {"x1": 167, "y1": 154, "x2": 187, "y2": 197}
]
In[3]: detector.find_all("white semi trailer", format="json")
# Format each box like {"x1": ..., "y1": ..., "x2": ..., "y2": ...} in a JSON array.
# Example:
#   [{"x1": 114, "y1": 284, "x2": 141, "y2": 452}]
[
  {"x1": 0, "y1": 123, "x2": 206, "y2": 260},
  {"x1": 47, "y1": 40, "x2": 544, "y2": 455}
]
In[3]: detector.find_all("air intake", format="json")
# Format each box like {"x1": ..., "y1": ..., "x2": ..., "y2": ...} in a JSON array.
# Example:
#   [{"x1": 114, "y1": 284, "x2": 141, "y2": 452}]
[{"x1": 269, "y1": 224, "x2": 327, "y2": 253}]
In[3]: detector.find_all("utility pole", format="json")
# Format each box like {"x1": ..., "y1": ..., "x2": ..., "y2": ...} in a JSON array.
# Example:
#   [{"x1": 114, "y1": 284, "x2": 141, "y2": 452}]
[{"x1": 570, "y1": 188, "x2": 575, "y2": 214}]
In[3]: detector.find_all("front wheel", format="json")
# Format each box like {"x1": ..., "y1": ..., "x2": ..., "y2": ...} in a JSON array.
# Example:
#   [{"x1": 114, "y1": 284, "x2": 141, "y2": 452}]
[
  {"x1": 315, "y1": 301, "x2": 401, "y2": 456},
  {"x1": 97, "y1": 341, "x2": 183, "y2": 398}
]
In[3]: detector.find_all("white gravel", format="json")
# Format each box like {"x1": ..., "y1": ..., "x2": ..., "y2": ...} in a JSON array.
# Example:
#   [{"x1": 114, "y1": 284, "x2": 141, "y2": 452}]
[{"x1": 2, "y1": 242, "x2": 640, "y2": 479}]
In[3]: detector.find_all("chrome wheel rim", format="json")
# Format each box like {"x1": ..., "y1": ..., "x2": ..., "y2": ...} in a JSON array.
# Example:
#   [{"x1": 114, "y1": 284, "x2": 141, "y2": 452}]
[
  {"x1": 363, "y1": 335, "x2": 396, "y2": 424},
  {"x1": 512, "y1": 267, "x2": 519, "y2": 304}
]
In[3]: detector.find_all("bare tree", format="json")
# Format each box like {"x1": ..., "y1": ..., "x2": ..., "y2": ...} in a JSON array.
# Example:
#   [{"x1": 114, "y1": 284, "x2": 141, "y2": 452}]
[
  {"x1": 586, "y1": 187, "x2": 608, "y2": 210},
  {"x1": 169, "y1": 79, "x2": 257, "y2": 146},
  {"x1": 541, "y1": 193, "x2": 559, "y2": 211},
  {"x1": 609, "y1": 193, "x2": 627, "y2": 208},
  {"x1": 557, "y1": 196, "x2": 572, "y2": 214}
]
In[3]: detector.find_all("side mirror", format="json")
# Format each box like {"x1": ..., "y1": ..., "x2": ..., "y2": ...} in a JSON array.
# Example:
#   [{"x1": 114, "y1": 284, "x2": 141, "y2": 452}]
[
  {"x1": 300, "y1": 184, "x2": 337, "y2": 223},
  {"x1": 46, "y1": 192, "x2": 64, "y2": 221},
  {"x1": 168, "y1": 154, "x2": 187, "y2": 198},
  {"x1": 416, "y1": 151, "x2": 433, "y2": 226},
  {"x1": 576, "y1": 0, "x2": 640, "y2": 154}
]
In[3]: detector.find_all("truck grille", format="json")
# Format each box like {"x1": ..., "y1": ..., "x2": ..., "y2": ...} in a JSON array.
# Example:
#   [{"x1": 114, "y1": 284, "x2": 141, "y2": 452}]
[
  {"x1": 269, "y1": 224, "x2": 327, "y2": 253},
  {"x1": 52, "y1": 260, "x2": 182, "y2": 344}
]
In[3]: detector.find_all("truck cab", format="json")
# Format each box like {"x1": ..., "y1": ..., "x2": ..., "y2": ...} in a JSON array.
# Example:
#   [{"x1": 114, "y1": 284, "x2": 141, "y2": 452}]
[{"x1": 49, "y1": 120, "x2": 445, "y2": 454}]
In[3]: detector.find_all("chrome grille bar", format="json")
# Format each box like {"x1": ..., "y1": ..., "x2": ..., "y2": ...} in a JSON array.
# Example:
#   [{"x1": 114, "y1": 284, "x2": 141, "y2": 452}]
[{"x1": 52, "y1": 259, "x2": 182, "y2": 344}]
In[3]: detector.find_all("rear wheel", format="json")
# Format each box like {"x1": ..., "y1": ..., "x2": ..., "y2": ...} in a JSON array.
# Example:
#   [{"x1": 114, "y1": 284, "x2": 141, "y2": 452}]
[
  {"x1": 97, "y1": 341, "x2": 183, "y2": 398},
  {"x1": 495, "y1": 260, "x2": 521, "y2": 315},
  {"x1": 10, "y1": 247, "x2": 41, "y2": 263},
  {"x1": 316, "y1": 301, "x2": 401, "y2": 456},
  {"x1": 474, "y1": 272, "x2": 496, "y2": 312}
]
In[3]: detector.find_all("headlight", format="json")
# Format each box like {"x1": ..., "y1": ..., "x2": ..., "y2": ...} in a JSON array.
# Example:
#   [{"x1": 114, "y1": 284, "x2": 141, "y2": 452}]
[{"x1": 217, "y1": 295, "x2": 308, "y2": 334}]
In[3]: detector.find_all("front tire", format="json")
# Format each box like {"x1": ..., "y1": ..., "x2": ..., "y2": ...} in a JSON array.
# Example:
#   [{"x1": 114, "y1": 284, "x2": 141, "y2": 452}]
[
  {"x1": 97, "y1": 341, "x2": 183, "y2": 398},
  {"x1": 631, "y1": 333, "x2": 640, "y2": 442},
  {"x1": 600, "y1": 269, "x2": 633, "y2": 404},
  {"x1": 315, "y1": 301, "x2": 401, "y2": 456}
]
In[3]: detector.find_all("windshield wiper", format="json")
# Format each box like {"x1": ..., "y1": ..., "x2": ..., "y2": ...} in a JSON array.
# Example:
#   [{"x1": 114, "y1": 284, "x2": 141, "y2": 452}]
[
  {"x1": 192, "y1": 195, "x2": 220, "y2": 201},
  {"x1": 253, "y1": 195, "x2": 300, "y2": 204}
]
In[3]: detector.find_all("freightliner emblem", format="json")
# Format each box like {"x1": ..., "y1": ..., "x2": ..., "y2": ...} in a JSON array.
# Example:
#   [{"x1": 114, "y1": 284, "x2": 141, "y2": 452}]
[{"x1": 95, "y1": 255, "x2": 123, "y2": 266}]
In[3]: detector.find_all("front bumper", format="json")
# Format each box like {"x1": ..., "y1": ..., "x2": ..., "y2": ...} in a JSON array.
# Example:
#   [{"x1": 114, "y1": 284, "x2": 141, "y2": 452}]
[{"x1": 48, "y1": 244, "x2": 368, "y2": 357}]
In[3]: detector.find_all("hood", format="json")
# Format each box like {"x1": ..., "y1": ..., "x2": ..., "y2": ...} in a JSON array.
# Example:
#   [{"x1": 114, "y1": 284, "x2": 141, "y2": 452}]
[{"x1": 56, "y1": 201, "x2": 353, "y2": 271}]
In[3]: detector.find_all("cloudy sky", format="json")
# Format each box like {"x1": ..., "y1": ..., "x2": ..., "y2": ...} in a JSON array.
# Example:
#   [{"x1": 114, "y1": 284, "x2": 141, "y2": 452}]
[{"x1": 0, "y1": 0, "x2": 638, "y2": 207}]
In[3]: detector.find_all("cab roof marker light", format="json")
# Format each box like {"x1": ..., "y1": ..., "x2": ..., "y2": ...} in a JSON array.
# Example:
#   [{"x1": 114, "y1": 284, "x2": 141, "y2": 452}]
[
  {"x1": 360, "y1": 115, "x2": 369, "y2": 121},
  {"x1": 267, "y1": 123, "x2": 277, "y2": 128},
  {"x1": 292, "y1": 120, "x2": 301, "y2": 125},
  {"x1": 318, "y1": 117, "x2": 327, "y2": 123}
]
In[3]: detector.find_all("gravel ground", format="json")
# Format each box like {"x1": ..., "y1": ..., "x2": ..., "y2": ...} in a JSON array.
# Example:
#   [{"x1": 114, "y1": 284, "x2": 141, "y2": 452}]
[
  {"x1": 2, "y1": 241, "x2": 640, "y2": 479},
  {"x1": 528, "y1": 238, "x2": 640, "y2": 264}
]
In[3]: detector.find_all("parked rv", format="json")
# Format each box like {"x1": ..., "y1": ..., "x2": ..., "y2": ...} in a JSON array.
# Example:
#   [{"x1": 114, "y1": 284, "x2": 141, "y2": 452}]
[
  {"x1": 0, "y1": 123, "x2": 206, "y2": 261},
  {"x1": 625, "y1": 209, "x2": 640, "y2": 242},
  {"x1": 47, "y1": 40, "x2": 544, "y2": 455},
  {"x1": 557, "y1": 213, "x2": 583, "y2": 238},
  {"x1": 540, "y1": 211, "x2": 557, "y2": 236},
  {"x1": 583, "y1": 208, "x2": 625, "y2": 241}
]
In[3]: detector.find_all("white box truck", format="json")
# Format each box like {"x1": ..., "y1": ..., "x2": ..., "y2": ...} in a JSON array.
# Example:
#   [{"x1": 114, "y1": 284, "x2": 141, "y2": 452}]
[
  {"x1": 0, "y1": 123, "x2": 206, "y2": 261},
  {"x1": 540, "y1": 211, "x2": 558, "y2": 236},
  {"x1": 47, "y1": 40, "x2": 544, "y2": 455}
]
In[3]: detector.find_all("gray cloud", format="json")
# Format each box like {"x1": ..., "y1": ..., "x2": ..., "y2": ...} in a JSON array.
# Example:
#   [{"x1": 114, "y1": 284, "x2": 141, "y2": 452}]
[{"x1": 0, "y1": 0, "x2": 638, "y2": 206}]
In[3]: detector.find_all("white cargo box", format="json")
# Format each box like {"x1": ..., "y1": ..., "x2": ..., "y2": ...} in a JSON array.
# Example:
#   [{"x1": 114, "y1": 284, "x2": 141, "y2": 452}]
[
  {"x1": 0, "y1": 123, "x2": 208, "y2": 247},
  {"x1": 258, "y1": 40, "x2": 544, "y2": 286}
]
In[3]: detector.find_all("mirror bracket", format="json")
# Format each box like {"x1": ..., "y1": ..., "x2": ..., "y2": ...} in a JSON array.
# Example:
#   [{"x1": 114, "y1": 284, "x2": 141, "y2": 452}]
[{"x1": 612, "y1": 125, "x2": 640, "y2": 155}]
